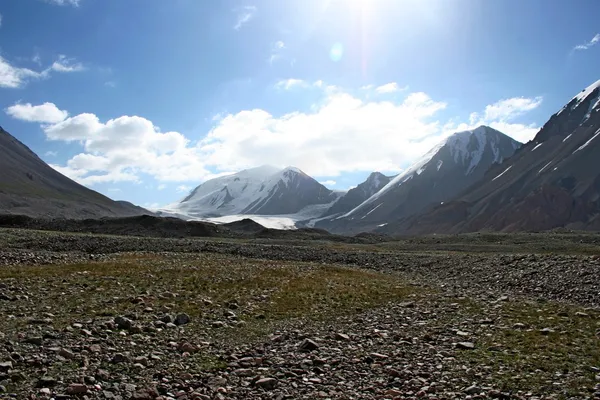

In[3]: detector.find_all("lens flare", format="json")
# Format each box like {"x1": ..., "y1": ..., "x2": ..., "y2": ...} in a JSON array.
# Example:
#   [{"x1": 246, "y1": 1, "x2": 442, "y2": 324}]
[{"x1": 330, "y1": 42, "x2": 344, "y2": 62}]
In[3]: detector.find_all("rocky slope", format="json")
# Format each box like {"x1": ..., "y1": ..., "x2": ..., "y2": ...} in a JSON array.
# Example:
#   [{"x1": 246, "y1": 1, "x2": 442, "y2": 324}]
[
  {"x1": 386, "y1": 79, "x2": 600, "y2": 234},
  {"x1": 320, "y1": 172, "x2": 392, "y2": 218},
  {"x1": 0, "y1": 127, "x2": 149, "y2": 219},
  {"x1": 318, "y1": 126, "x2": 521, "y2": 234}
]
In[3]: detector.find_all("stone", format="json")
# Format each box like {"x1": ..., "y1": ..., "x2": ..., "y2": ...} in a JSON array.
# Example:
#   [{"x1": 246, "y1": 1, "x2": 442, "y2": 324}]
[
  {"x1": 36, "y1": 376, "x2": 58, "y2": 388},
  {"x1": 59, "y1": 348, "x2": 75, "y2": 360},
  {"x1": 174, "y1": 313, "x2": 190, "y2": 326},
  {"x1": 456, "y1": 342, "x2": 475, "y2": 350},
  {"x1": 25, "y1": 336, "x2": 43, "y2": 346},
  {"x1": 255, "y1": 377, "x2": 277, "y2": 390},
  {"x1": 464, "y1": 385, "x2": 481, "y2": 395},
  {"x1": 179, "y1": 342, "x2": 197, "y2": 353},
  {"x1": 111, "y1": 353, "x2": 129, "y2": 364},
  {"x1": 334, "y1": 333, "x2": 350, "y2": 341},
  {"x1": 132, "y1": 387, "x2": 160, "y2": 399},
  {"x1": 298, "y1": 338, "x2": 319, "y2": 351},
  {"x1": 0, "y1": 361, "x2": 12, "y2": 372},
  {"x1": 114, "y1": 316, "x2": 133, "y2": 330},
  {"x1": 66, "y1": 383, "x2": 88, "y2": 395}
]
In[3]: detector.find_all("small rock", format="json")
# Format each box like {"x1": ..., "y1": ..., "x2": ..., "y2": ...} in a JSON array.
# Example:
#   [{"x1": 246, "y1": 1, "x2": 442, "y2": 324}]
[
  {"x1": 36, "y1": 376, "x2": 58, "y2": 388},
  {"x1": 0, "y1": 361, "x2": 12, "y2": 372},
  {"x1": 255, "y1": 377, "x2": 277, "y2": 390},
  {"x1": 132, "y1": 387, "x2": 160, "y2": 399},
  {"x1": 334, "y1": 333, "x2": 350, "y2": 341},
  {"x1": 540, "y1": 328, "x2": 554, "y2": 335},
  {"x1": 66, "y1": 383, "x2": 88, "y2": 395},
  {"x1": 456, "y1": 342, "x2": 475, "y2": 350},
  {"x1": 59, "y1": 348, "x2": 75, "y2": 360},
  {"x1": 179, "y1": 342, "x2": 197, "y2": 353},
  {"x1": 464, "y1": 385, "x2": 481, "y2": 395},
  {"x1": 114, "y1": 316, "x2": 133, "y2": 330},
  {"x1": 298, "y1": 338, "x2": 319, "y2": 351},
  {"x1": 111, "y1": 353, "x2": 129, "y2": 364},
  {"x1": 174, "y1": 313, "x2": 191, "y2": 326},
  {"x1": 25, "y1": 336, "x2": 44, "y2": 346},
  {"x1": 212, "y1": 321, "x2": 226, "y2": 328}
]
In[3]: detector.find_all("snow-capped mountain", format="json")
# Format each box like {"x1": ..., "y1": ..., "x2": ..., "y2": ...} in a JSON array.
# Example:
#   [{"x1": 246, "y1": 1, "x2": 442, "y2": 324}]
[
  {"x1": 170, "y1": 166, "x2": 339, "y2": 219},
  {"x1": 386, "y1": 78, "x2": 600, "y2": 234},
  {"x1": 320, "y1": 172, "x2": 392, "y2": 218},
  {"x1": 317, "y1": 125, "x2": 521, "y2": 234}
]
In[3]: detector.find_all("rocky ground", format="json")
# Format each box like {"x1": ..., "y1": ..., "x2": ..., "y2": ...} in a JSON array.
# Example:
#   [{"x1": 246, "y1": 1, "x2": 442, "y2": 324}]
[{"x1": 0, "y1": 228, "x2": 599, "y2": 399}]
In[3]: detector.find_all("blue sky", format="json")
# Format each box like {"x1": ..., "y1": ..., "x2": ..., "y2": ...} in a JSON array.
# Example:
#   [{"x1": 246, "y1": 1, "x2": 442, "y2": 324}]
[{"x1": 1, "y1": 0, "x2": 599, "y2": 209}]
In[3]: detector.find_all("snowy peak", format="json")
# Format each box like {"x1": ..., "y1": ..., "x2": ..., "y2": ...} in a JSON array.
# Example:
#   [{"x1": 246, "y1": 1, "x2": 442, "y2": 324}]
[
  {"x1": 325, "y1": 126, "x2": 521, "y2": 228},
  {"x1": 539, "y1": 79, "x2": 600, "y2": 143},
  {"x1": 443, "y1": 126, "x2": 521, "y2": 174},
  {"x1": 172, "y1": 165, "x2": 337, "y2": 218}
]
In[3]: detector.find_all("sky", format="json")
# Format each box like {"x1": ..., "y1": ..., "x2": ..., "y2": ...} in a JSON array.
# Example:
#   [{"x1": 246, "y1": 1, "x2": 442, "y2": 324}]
[{"x1": 0, "y1": 0, "x2": 599, "y2": 209}]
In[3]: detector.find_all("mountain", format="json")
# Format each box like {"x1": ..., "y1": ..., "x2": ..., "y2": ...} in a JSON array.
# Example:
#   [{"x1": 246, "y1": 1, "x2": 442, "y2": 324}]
[
  {"x1": 385, "y1": 79, "x2": 600, "y2": 234},
  {"x1": 317, "y1": 126, "x2": 521, "y2": 234},
  {"x1": 320, "y1": 172, "x2": 392, "y2": 218},
  {"x1": 172, "y1": 166, "x2": 340, "y2": 218},
  {"x1": 0, "y1": 126, "x2": 149, "y2": 219}
]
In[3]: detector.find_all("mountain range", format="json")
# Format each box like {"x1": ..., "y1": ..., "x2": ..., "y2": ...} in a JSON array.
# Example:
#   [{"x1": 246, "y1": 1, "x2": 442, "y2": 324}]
[{"x1": 1, "y1": 78, "x2": 599, "y2": 234}]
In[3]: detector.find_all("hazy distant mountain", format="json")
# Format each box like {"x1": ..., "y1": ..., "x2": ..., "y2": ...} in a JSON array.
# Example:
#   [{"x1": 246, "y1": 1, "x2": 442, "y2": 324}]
[{"x1": 0, "y1": 126, "x2": 149, "y2": 219}]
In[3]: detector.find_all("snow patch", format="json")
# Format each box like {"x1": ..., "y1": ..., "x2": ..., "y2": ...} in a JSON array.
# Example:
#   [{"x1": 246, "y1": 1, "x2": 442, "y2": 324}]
[
  {"x1": 562, "y1": 134, "x2": 572, "y2": 142},
  {"x1": 574, "y1": 128, "x2": 600, "y2": 154},
  {"x1": 437, "y1": 160, "x2": 443, "y2": 171},
  {"x1": 361, "y1": 203, "x2": 383, "y2": 219},
  {"x1": 538, "y1": 161, "x2": 552, "y2": 174},
  {"x1": 492, "y1": 166, "x2": 512, "y2": 181},
  {"x1": 202, "y1": 215, "x2": 297, "y2": 230},
  {"x1": 573, "y1": 79, "x2": 600, "y2": 103},
  {"x1": 377, "y1": 223, "x2": 388, "y2": 227},
  {"x1": 531, "y1": 143, "x2": 543, "y2": 152}
]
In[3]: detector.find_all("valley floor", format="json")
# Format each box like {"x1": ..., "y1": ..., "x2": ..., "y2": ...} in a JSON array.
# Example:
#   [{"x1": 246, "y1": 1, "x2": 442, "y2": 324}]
[{"x1": 0, "y1": 228, "x2": 599, "y2": 399}]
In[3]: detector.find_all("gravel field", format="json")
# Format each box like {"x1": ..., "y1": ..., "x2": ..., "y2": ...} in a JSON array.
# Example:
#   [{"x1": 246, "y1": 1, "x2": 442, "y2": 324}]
[{"x1": 0, "y1": 228, "x2": 599, "y2": 399}]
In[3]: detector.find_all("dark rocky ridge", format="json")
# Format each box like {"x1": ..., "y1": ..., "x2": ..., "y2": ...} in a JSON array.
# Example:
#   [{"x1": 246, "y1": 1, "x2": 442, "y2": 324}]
[
  {"x1": 320, "y1": 172, "x2": 392, "y2": 218},
  {"x1": 0, "y1": 127, "x2": 149, "y2": 219}
]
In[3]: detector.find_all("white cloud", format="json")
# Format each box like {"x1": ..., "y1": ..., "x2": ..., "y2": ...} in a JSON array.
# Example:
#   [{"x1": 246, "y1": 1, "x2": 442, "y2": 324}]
[
  {"x1": 105, "y1": 81, "x2": 116, "y2": 88},
  {"x1": 6, "y1": 102, "x2": 68, "y2": 123},
  {"x1": 50, "y1": 55, "x2": 85, "y2": 72},
  {"x1": 0, "y1": 13, "x2": 3, "y2": 28},
  {"x1": 574, "y1": 33, "x2": 600, "y2": 51},
  {"x1": 483, "y1": 97, "x2": 543, "y2": 121},
  {"x1": 45, "y1": 151, "x2": 58, "y2": 157},
  {"x1": 269, "y1": 40, "x2": 285, "y2": 64},
  {"x1": 0, "y1": 54, "x2": 85, "y2": 88},
  {"x1": 21, "y1": 85, "x2": 542, "y2": 186},
  {"x1": 234, "y1": 6, "x2": 256, "y2": 30},
  {"x1": 43, "y1": 0, "x2": 80, "y2": 6},
  {"x1": 319, "y1": 180, "x2": 336, "y2": 186},
  {"x1": 157, "y1": 184, "x2": 167, "y2": 190},
  {"x1": 275, "y1": 78, "x2": 306, "y2": 90},
  {"x1": 0, "y1": 56, "x2": 45, "y2": 88},
  {"x1": 374, "y1": 82, "x2": 407, "y2": 94},
  {"x1": 177, "y1": 185, "x2": 192, "y2": 193}
]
